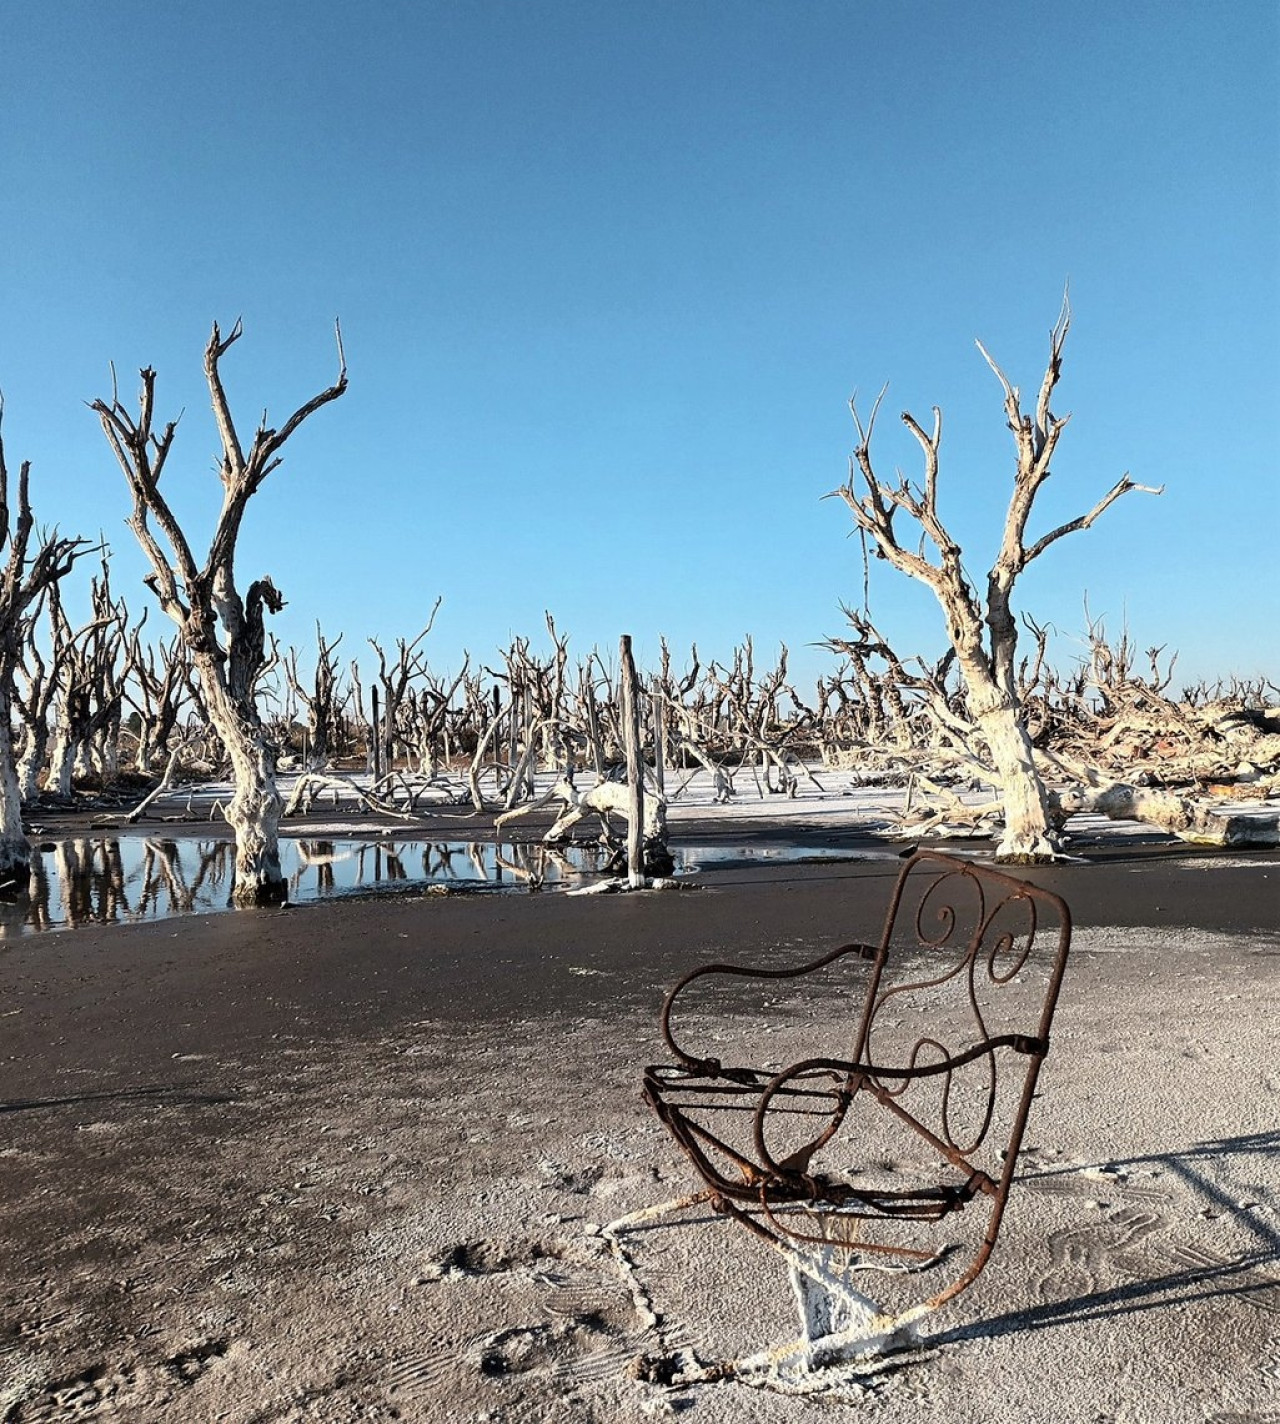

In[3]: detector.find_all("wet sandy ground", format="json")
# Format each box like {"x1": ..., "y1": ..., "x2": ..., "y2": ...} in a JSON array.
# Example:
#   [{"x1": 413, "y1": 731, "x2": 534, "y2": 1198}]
[{"x1": 0, "y1": 846, "x2": 1277, "y2": 1422}]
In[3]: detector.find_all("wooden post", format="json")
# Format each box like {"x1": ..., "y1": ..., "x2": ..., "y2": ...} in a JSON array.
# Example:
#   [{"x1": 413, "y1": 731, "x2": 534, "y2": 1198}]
[
  {"x1": 371, "y1": 686, "x2": 382, "y2": 781},
  {"x1": 619, "y1": 635, "x2": 645, "y2": 889},
  {"x1": 382, "y1": 694, "x2": 394, "y2": 782},
  {"x1": 650, "y1": 676, "x2": 666, "y2": 797},
  {"x1": 584, "y1": 675, "x2": 605, "y2": 779},
  {"x1": 508, "y1": 689, "x2": 520, "y2": 796},
  {"x1": 524, "y1": 687, "x2": 537, "y2": 798}
]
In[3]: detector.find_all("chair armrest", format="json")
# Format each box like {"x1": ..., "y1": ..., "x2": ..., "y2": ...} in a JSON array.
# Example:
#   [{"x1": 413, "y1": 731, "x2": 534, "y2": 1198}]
[{"x1": 658, "y1": 940, "x2": 880, "y2": 1076}]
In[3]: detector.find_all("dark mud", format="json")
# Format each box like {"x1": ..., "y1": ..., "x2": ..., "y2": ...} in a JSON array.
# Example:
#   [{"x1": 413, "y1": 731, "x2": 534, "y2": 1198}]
[{"x1": 0, "y1": 846, "x2": 1276, "y2": 1422}]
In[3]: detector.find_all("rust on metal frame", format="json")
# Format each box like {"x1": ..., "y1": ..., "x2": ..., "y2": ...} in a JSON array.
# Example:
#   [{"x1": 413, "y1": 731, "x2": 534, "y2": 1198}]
[{"x1": 641, "y1": 848, "x2": 1073, "y2": 1318}]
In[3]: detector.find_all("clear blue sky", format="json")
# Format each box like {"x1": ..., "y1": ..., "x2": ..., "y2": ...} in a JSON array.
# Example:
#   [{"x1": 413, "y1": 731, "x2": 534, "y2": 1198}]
[{"x1": 2, "y1": 1, "x2": 1276, "y2": 694}]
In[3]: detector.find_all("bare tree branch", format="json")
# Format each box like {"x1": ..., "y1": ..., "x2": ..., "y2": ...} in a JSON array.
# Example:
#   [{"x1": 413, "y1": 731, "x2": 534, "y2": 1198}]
[{"x1": 1023, "y1": 474, "x2": 1164, "y2": 565}]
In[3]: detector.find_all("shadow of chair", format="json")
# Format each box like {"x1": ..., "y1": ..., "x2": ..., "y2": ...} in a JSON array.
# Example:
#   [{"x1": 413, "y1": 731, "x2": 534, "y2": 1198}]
[{"x1": 935, "y1": 1128, "x2": 1280, "y2": 1347}]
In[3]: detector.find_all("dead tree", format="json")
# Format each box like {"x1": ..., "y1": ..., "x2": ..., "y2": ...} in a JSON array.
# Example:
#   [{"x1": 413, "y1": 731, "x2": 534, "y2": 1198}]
[
  {"x1": 367, "y1": 604, "x2": 439, "y2": 779},
  {"x1": 14, "y1": 583, "x2": 79, "y2": 800},
  {"x1": 284, "y1": 622, "x2": 347, "y2": 771},
  {"x1": 84, "y1": 558, "x2": 130, "y2": 783},
  {"x1": 822, "y1": 610, "x2": 966, "y2": 764},
  {"x1": 93, "y1": 320, "x2": 347, "y2": 905},
  {"x1": 464, "y1": 625, "x2": 579, "y2": 813},
  {"x1": 48, "y1": 555, "x2": 128, "y2": 794},
  {"x1": 0, "y1": 401, "x2": 92, "y2": 884},
  {"x1": 652, "y1": 637, "x2": 702, "y2": 774},
  {"x1": 831, "y1": 298, "x2": 1159, "y2": 860},
  {"x1": 122, "y1": 618, "x2": 193, "y2": 775},
  {"x1": 401, "y1": 660, "x2": 469, "y2": 777},
  {"x1": 1037, "y1": 617, "x2": 1280, "y2": 807},
  {"x1": 491, "y1": 628, "x2": 566, "y2": 804}
]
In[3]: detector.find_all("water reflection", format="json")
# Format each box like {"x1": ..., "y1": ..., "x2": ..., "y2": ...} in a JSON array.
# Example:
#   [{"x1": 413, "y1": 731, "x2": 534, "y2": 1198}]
[
  {"x1": 1, "y1": 835, "x2": 621, "y2": 938},
  {"x1": 17, "y1": 837, "x2": 237, "y2": 937},
  {"x1": 1, "y1": 836, "x2": 876, "y2": 938}
]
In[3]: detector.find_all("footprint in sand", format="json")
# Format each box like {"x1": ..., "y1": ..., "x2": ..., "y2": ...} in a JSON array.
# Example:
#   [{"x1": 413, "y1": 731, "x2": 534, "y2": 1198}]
[
  {"x1": 468, "y1": 1323, "x2": 558, "y2": 1377},
  {"x1": 543, "y1": 1278, "x2": 654, "y2": 1386},
  {"x1": 417, "y1": 1236, "x2": 565, "y2": 1281},
  {"x1": 9, "y1": 1338, "x2": 232, "y2": 1422},
  {"x1": 10, "y1": 1361, "x2": 141, "y2": 1422},
  {"x1": 1034, "y1": 1206, "x2": 1165, "y2": 1303},
  {"x1": 164, "y1": 1337, "x2": 231, "y2": 1384},
  {"x1": 411, "y1": 1232, "x2": 654, "y2": 1393},
  {"x1": 539, "y1": 1159, "x2": 607, "y2": 1194},
  {"x1": 381, "y1": 1341, "x2": 468, "y2": 1408}
]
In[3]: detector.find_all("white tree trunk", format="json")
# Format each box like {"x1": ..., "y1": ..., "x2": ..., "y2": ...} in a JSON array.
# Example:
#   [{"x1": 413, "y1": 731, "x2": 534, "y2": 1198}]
[
  {"x1": 222, "y1": 729, "x2": 285, "y2": 905},
  {"x1": 74, "y1": 741, "x2": 95, "y2": 781},
  {"x1": 134, "y1": 717, "x2": 156, "y2": 775},
  {"x1": 974, "y1": 700, "x2": 1058, "y2": 860},
  {"x1": 16, "y1": 725, "x2": 48, "y2": 802},
  {"x1": 0, "y1": 687, "x2": 32, "y2": 891},
  {"x1": 50, "y1": 730, "x2": 76, "y2": 799},
  {"x1": 94, "y1": 732, "x2": 119, "y2": 782},
  {"x1": 196, "y1": 660, "x2": 286, "y2": 906}
]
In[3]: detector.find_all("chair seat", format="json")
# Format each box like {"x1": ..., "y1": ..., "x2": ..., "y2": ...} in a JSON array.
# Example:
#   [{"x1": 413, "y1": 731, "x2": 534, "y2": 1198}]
[{"x1": 644, "y1": 1060, "x2": 991, "y2": 1226}]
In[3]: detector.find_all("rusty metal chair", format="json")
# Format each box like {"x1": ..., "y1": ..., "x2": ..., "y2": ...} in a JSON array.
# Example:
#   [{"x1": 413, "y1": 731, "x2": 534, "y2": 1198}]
[{"x1": 615, "y1": 849, "x2": 1072, "y2": 1380}]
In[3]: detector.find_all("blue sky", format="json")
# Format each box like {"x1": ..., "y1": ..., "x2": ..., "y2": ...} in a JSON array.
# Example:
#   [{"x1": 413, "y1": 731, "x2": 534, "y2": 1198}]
[{"x1": 1, "y1": 1, "x2": 1276, "y2": 694}]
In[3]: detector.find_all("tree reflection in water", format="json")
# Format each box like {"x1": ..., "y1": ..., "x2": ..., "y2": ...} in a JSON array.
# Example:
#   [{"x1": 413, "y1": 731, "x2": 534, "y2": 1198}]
[
  {"x1": 0, "y1": 835, "x2": 623, "y2": 937},
  {"x1": 3, "y1": 838, "x2": 235, "y2": 938}
]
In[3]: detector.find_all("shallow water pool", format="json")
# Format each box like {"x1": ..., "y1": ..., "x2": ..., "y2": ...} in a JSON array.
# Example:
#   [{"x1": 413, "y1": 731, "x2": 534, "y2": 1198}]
[{"x1": 1, "y1": 835, "x2": 884, "y2": 937}]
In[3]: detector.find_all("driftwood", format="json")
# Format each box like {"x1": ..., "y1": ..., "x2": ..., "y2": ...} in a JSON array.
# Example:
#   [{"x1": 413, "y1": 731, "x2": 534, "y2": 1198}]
[
  {"x1": 494, "y1": 776, "x2": 667, "y2": 846},
  {"x1": 89, "y1": 739, "x2": 190, "y2": 828},
  {"x1": 283, "y1": 771, "x2": 430, "y2": 824},
  {"x1": 1050, "y1": 767, "x2": 1279, "y2": 847}
]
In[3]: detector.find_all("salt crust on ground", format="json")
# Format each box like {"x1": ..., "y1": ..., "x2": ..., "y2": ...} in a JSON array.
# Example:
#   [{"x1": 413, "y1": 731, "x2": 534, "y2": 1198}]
[
  {"x1": 86, "y1": 761, "x2": 1280, "y2": 847},
  {"x1": 1, "y1": 790, "x2": 1277, "y2": 1422}
]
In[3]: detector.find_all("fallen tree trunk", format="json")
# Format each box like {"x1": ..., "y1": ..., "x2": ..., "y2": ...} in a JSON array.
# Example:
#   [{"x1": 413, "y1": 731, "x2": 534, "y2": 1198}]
[
  {"x1": 283, "y1": 770, "x2": 426, "y2": 823},
  {"x1": 89, "y1": 739, "x2": 187, "y2": 828},
  {"x1": 1053, "y1": 781, "x2": 1280, "y2": 848},
  {"x1": 494, "y1": 776, "x2": 667, "y2": 847}
]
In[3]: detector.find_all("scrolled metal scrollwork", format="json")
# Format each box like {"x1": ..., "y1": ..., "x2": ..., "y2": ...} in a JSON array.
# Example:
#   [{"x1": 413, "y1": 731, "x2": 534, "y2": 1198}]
[{"x1": 981, "y1": 892, "x2": 1039, "y2": 985}]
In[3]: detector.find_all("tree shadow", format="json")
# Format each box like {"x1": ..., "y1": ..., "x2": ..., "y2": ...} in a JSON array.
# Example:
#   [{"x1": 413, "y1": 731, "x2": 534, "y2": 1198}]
[{"x1": 0, "y1": 1083, "x2": 239, "y2": 1115}]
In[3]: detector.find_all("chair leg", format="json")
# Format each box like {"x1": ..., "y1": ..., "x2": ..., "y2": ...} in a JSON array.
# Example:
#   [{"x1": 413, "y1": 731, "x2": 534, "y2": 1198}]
[
  {"x1": 594, "y1": 1195, "x2": 940, "y2": 1393},
  {"x1": 723, "y1": 1242, "x2": 924, "y2": 1382},
  {"x1": 792, "y1": 1249, "x2": 886, "y2": 1361}
]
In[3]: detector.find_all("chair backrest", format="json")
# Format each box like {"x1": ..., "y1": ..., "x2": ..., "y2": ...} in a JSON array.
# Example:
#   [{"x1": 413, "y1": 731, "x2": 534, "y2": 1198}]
[{"x1": 850, "y1": 850, "x2": 1072, "y2": 1186}]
